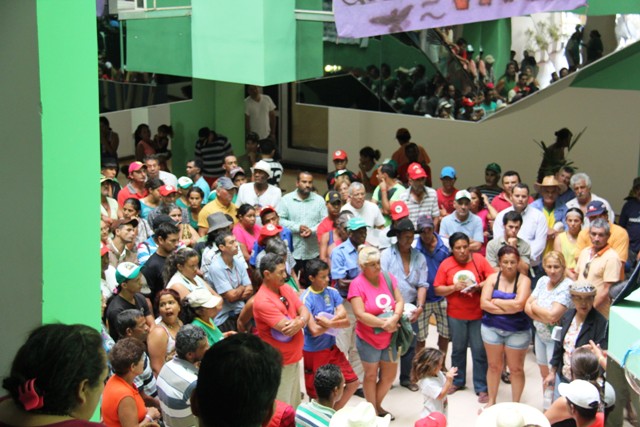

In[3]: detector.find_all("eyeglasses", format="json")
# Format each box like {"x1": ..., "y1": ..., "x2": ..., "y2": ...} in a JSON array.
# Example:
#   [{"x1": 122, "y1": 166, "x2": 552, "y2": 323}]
[{"x1": 279, "y1": 296, "x2": 289, "y2": 308}]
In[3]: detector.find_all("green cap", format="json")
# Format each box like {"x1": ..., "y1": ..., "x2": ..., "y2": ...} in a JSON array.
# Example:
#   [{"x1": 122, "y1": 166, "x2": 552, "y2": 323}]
[
  {"x1": 347, "y1": 217, "x2": 367, "y2": 231},
  {"x1": 486, "y1": 163, "x2": 502, "y2": 174}
]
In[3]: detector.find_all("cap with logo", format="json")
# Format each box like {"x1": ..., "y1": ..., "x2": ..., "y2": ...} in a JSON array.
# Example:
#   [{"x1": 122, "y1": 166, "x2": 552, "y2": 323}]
[
  {"x1": 454, "y1": 190, "x2": 471, "y2": 201},
  {"x1": 585, "y1": 200, "x2": 607, "y2": 217},
  {"x1": 440, "y1": 166, "x2": 456, "y2": 179},
  {"x1": 390, "y1": 201, "x2": 409, "y2": 221},
  {"x1": 325, "y1": 191, "x2": 341, "y2": 204},
  {"x1": 347, "y1": 217, "x2": 368, "y2": 231},
  {"x1": 407, "y1": 163, "x2": 428, "y2": 180},
  {"x1": 159, "y1": 185, "x2": 178, "y2": 196},
  {"x1": 333, "y1": 150, "x2": 348, "y2": 161},
  {"x1": 177, "y1": 177, "x2": 194, "y2": 189},
  {"x1": 115, "y1": 262, "x2": 142, "y2": 284}
]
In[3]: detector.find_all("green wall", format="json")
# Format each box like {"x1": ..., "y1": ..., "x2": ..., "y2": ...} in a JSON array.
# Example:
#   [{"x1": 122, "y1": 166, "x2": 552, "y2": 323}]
[
  {"x1": 37, "y1": 0, "x2": 100, "y2": 327},
  {"x1": 463, "y1": 19, "x2": 511, "y2": 84},
  {"x1": 170, "y1": 80, "x2": 245, "y2": 177},
  {"x1": 571, "y1": 40, "x2": 640, "y2": 91}
]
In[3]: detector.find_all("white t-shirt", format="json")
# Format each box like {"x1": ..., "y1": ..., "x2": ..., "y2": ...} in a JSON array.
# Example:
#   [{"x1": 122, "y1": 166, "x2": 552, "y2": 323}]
[
  {"x1": 341, "y1": 201, "x2": 385, "y2": 229},
  {"x1": 236, "y1": 183, "x2": 282, "y2": 213},
  {"x1": 245, "y1": 95, "x2": 276, "y2": 139},
  {"x1": 101, "y1": 265, "x2": 118, "y2": 299},
  {"x1": 419, "y1": 371, "x2": 448, "y2": 417},
  {"x1": 101, "y1": 197, "x2": 119, "y2": 221}
]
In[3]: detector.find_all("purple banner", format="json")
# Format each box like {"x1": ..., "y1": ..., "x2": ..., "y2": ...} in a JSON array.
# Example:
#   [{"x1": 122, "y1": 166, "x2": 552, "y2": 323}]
[{"x1": 334, "y1": 0, "x2": 587, "y2": 39}]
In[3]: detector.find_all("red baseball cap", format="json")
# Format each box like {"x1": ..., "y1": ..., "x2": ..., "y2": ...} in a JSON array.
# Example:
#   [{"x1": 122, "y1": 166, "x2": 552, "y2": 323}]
[
  {"x1": 100, "y1": 242, "x2": 109, "y2": 257},
  {"x1": 128, "y1": 161, "x2": 146, "y2": 175},
  {"x1": 258, "y1": 223, "x2": 283, "y2": 246},
  {"x1": 390, "y1": 201, "x2": 409, "y2": 221},
  {"x1": 259, "y1": 205, "x2": 277, "y2": 219},
  {"x1": 333, "y1": 150, "x2": 348, "y2": 161},
  {"x1": 407, "y1": 162, "x2": 428, "y2": 180},
  {"x1": 159, "y1": 185, "x2": 178, "y2": 197},
  {"x1": 415, "y1": 412, "x2": 447, "y2": 427}
]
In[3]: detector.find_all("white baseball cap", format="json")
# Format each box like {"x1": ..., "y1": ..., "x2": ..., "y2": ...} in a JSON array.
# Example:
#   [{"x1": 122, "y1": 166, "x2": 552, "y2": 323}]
[{"x1": 559, "y1": 379, "x2": 600, "y2": 409}]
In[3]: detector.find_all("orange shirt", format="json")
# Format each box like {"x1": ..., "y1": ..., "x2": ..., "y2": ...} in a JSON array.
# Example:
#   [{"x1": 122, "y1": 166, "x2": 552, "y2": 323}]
[
  {"x1": 102, "y1": 375, "x2": 146, "y2": 427},
  {"x1": 391, "y1": 144, "x2": 431, "y2": 169}
]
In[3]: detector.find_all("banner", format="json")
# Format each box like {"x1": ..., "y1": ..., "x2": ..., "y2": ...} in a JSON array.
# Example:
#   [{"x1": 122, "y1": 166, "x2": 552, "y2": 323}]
[{"x1": 334, "y1": 0, "x2": 587, "y2": 39}]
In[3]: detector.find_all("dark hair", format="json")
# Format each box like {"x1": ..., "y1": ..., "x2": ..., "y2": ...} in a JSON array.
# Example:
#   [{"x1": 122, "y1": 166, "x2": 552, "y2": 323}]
[
  {"x1": 411, "y1": 347, "x2": 444, "y2": 383},
  {"x1": 379, "y1": 163, "x2": 397, "y2": 179},
  {"x1": 158, "y1": 124, "x2": 173, "y2": 137},
  {"x1": 513, "y1": 182, "x2": 530, "y2": 194},
  {"x1": 155, "y1": 222, "x2": 180, "y2": 240},
  {"x1": 259, "y1": 138, "x2": 276, "y2": 155},
  {"x1": 237, "y1": 203, "x2": 255, "y2": 219},
  {"x1": 571, "y1": 347, "x2": 600, "y2": 383},
  {"x1": 163, "y1": 248, "x2": 199, "y2": 285},
  {"x1": 503, "y1": 210, "x2": 523, "y2": 226},
  {"x1": 198, "y1": 127, "x2": 211, "y2": 139},
  {"x1": 189, "y1": 158, "x2": 204, "y2": 171},
  {"x1": 143, "y1": 154, "x2": 160, "y2": 164},
  {"x1": 565, "y1": 207, "x2": 584, "y2": 221},
  {"x1": 134, "y1": 123, "x2": 150, "y2": 143},
  {"x1": 145, "y1": 177, "x2": 165, "y2": 191},
  {"x1": 175, "y1": 324, "x2": 207, "y2": 359},
  {"x1": 100, "y1": 116, "x2": 110, "y2": 126},
  {"x1": 123, "y1": 198, "x2": 142, "y2": 214},
  {"x1": 215, "y1": 232, "x2": 233, "y2": 250},
  {"x1": 297, "y1": 171, "x2": 313, "y2": 181},
  {"x1": 306, "y1": 259, "x2": 329, "y2": 278},
  {"x1": 259, "y1": 253, "x2": 285, "y2": 276},
  {"x1": 314, "y1": 364, "x2": 343, "y2": 400},
  {"x1": 359, "y1": 146, "x2": 381, "y2": 162},
  {"x1": 110, "y1": 337, "x2": 146, "y2": 376},
  {"x1": 555, "y1": 128, "x2": 572, "y2": 141},
  {"x1": 449, "y1": 232, "x2": 469, "y2": 248},
  {"x1": 195, "y1": 334, "x2": 282, "y2": 427},
  {"x1": 503, "y1": 170, "x2": 521, "y2": 182},
  {"x1": 396, "y1": 128, "x2": 411, "y2": 143},
  {"x1": 115, "y1": 309, "x2": 144, "y2": 339},
  {"x1": 2, "y1": 324, "x2": 105, "y2": 416},
  {"x1": 188, "y1": 186, "x2": 205, "y2": 200},
  {"x1": 497, "y1": 245, "x2": 520, "y2": 260},
  {"x1": 561, "y1": 165, "x2": 575, "y2": 175},
  {"x1": 154, "y1": 289, "x2": 181, "y2": 318},
  {"x1": 158, "y1": 203, "x2": 181, "y2": 217},
  {"x1": 246, "y1": 132, "x2": 259, "y2": 143},
  {"x1": 467, "y1": 187, "x2": 485, "y2": 211},
  {"x1": 567, "y1": 399, "x2": 598, "y2": 420}
]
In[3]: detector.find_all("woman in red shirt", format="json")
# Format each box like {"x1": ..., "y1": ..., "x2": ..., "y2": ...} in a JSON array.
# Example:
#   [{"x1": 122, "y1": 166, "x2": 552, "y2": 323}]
[{"x1": 434, "y1": 232, "x2": 494, "y2": 404}]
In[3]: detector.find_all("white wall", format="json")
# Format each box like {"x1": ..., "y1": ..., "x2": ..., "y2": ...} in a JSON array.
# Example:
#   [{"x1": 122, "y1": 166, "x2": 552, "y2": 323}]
[
  {"x1": 328, "y1": 83, "x2": 640, "y2": 215},
  {"x1": 102, "y1": 104, "x2": 171, "y2": 158}
]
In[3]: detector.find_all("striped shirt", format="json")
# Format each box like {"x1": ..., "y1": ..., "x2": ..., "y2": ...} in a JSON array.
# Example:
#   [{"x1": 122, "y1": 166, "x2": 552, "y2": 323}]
[
  {"x1": 398, "y1": 186, "x2": 440, "y2": 227},
  {"x1": 156, "y1": 357, "x2": 198, "y2": 427},
  {"x1": 277, "y1": 191, "x2": 327, "y2": 260},
  {"x1": 194, "y1": 135, "x2": 232, "y2": 179},
  {"x1": 295, "y1": 400, "x2": 335, "y2": 427}
]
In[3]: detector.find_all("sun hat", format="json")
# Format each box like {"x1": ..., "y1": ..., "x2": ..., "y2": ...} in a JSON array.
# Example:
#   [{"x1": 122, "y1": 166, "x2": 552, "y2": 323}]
[
  {"x1": 569, "y1": 280, "x2": 597, "y2": 296},
  {"x1": 206, "y1": 212, "x2": 233, "y2": 234},
  {"x1": 329, "y1": 402, "x2": 390, "y2": 427}
]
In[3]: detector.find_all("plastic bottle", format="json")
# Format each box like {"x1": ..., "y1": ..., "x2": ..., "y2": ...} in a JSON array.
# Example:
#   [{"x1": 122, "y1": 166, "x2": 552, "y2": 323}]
[{"x1": 543, "y1": 387, "x2": 554, "y2": 410}]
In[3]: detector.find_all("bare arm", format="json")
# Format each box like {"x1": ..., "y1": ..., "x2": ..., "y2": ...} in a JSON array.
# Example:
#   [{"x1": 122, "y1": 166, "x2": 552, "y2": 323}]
[
  {"x1": 118, "y1": 396, "x2": 160, "y2": 427},
  {"x1": 544, "y1": 396, "x2": 571, "y2": 425},
  {"x1": 236, "y1": 296, "x2": 254, "y2": 333},
  {"x1": 480, "y1": 274, "x2": 504, "y2": 314},
  {"x1": 492, "y1": 275, "x2": 532, "y2": 314},
  {"x1": 147, "y1": 327, "x2": 169, "y2": 377},
  {"x1": 319, "y1": 232, "x2": 330, "y2": 263},
  {"x1": 351, "y1": 296, "x2": 400, "y2": 331}
]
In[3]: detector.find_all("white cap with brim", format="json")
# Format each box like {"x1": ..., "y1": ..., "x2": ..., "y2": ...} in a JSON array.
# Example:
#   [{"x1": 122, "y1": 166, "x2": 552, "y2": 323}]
[
  {"x1": 252, "y1": 160, "x2": 272, "y2": 177},
  {"x1": 559, "y1": 380, "x2": 600, "y2": 410},
  {"x1": 186, "y1": 288, "x2": 222, "y2": 309},
  {"x1": 115, "y1": 262, "x2": 142, "y2": 284}
]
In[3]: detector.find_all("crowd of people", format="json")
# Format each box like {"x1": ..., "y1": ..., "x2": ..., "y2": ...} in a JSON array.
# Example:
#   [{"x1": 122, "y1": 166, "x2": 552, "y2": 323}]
[{"x1": 4, "y1": 120, "x2": 639, "y2": 427}]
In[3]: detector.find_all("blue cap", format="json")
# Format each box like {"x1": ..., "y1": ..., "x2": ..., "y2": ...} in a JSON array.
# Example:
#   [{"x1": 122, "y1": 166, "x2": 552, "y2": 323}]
[
  {"x1": 347, "y1": 217, "x2": 367, "y2": 231},
  {"x1": 440, "y1": 166, "x2": 457, "y2": 179}
]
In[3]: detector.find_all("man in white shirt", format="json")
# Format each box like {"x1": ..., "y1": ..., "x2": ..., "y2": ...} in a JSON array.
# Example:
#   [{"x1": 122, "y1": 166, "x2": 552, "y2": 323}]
[
  {"x1": 341, "y1": 182, "x2": 385, "y2": 230},
  {"x1": 245, "y1": 85, "x2": 276, "y2": 140},
  {"x1": 144, "y1": 154, "x2": 178, "y2": 188},
  {"x1": 565, "y1": 172, "x2": 615, "y2": 227},
  {"x1": 236, "y1": 160, "x2": 281, "y2": 217}
]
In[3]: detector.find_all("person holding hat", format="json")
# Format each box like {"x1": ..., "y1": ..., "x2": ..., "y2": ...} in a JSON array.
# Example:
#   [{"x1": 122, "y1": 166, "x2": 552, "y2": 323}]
[
  {"x1": 620, "y1": 177, "x2": 640, "y2": 269},
  {"x1": 381, "y1": 218, "x2": 428, "y2": 391},
  {"x1": 236, "y1": 160, "x2": 282, "y2": 216},
  {"x1": 477, "y1": 162, "x2": 502, "y2": 203},
  {"x1": 575, "y1": 218, "x2": 623, "y2": 318},
  {"x1": 439, "y1": 190, "x2": 484, "y2": 252},
  {"x1": 372, "y1": 162, "x2": 406, "y2": 227},
  {"x1": 574, "y1": 200, "x2": 629, "y2": 264},
  {"x1": 531, "y1": 175, "x2": 568, "y2": 256},
  {"x1": 101, "y1": 175, "x2": 120, "y2": 224},
  {"x1": 544, "y1": 280, "x2": 608, "y2": 397},
  {"x1": 197, "y1": 177, "x2": 238, "y2": 236},
  {"x1": 318, "y1": 191, "x2": 345, "y2": 264},
  {"x1": 105, "y1": 262, "x2": 155, "y2": 339},
  {"x1": 117, "y1": 161, "x2": 149, "y2": 207},
  {"x1": 358, "y1": 146, "x2": 382, "y2": 194},
  {"x1": 399, "y1": 162, "x2": 440, "y2": 228},
  {"x1": 327, "y1": 150, "x2": 359, "y2": 190},
  {"x1": 107, "y1": 218, "x2": 139, "y2": 267}
]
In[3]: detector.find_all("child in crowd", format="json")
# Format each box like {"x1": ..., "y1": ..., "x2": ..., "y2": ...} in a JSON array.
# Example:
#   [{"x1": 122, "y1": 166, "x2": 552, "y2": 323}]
[
  {"x1": 412, "y1": 348, "x2": 458, "y2": 418},
  {"x1": 301, "y1": 259, "x2": 359, "y2": 410},
  {"x1": 326, "y1": 149, "x2": 360, "y2": 190}
]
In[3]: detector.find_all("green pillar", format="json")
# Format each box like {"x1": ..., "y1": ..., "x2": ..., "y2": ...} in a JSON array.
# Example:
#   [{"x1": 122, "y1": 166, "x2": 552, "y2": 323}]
[
  {"x1": 463, "y1": 19, "x2": 511, "y2": 81},
  {"x1": 37, "y1": 0, "x2": 101, "y2": 327},
  {"x1": 170, "y1": 80, "x2": 245, "y2": 177}
]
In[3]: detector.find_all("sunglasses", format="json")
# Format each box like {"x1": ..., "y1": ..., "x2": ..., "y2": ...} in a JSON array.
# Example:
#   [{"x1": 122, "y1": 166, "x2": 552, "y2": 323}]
[
  {"x1": 583, "y1": 262, "x2": 591, "y2": 278},
  {"x1": 279, "y1": 296, "x2": 289, "y2": 309}
]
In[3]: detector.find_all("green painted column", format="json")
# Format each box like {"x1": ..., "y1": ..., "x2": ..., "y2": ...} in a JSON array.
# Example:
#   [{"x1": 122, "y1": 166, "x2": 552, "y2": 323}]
[
  {"x1": 170, "y1": 80, "x2": 245, "y2": 177},
  {"x1": 37, "y1": 0, "x2": 101, "y2": 328}
]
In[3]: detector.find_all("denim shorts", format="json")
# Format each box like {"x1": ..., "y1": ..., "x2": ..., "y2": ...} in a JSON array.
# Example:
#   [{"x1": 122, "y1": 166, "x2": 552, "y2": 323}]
[
  {"x1": 356, "y1": 336, "x2": 398, "y2": 363},
  {"x1": 534, "y1": 334, "x2": 556, "y2": 366},
  {"x1": 480, "y1": 324, "x2": 531, "y2": 350}
]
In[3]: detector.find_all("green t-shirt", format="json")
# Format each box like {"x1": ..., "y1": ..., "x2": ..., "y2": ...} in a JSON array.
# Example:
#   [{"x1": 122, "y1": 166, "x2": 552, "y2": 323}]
[
  {"x1": 371, "y1": 183, "x2": 406, "y2": 227},
  {"x1": 192, "y1": 317, "x2": 224, "y2": 346}
]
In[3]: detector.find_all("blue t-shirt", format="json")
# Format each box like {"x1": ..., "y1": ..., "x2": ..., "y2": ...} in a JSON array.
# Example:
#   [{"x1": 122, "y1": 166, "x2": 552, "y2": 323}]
[
  {"x1": 414, "y1": 233, "x2": 449, "y2": 302},
  {"x1": 301, "y1": 287, "x2": 343, "y2": 352}
]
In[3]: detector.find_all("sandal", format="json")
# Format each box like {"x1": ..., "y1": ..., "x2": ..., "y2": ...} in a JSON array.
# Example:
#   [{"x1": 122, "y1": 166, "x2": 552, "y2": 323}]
[
  {"x1": 378, "y1": 410, "x2": 395, "y2": 421},
  {"x1": 447, "y1": 384, "x2": 464, "y2": 395},
  {"x1": 477, "y1": 392, "x2": 489, "y2": 404},
  {"x1": 501, "y1": 370, "x2": 511, "y2": 384},
  {"x1": 400, "y1": 381, "x2": 419, "y2": 392}
]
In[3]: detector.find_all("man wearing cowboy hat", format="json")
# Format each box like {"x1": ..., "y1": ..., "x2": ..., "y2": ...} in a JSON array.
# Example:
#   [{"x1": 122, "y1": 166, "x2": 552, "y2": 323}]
[
  {"x1": 531, "y1": 175, "x2": 568, "y2": 257},
  {"x1": 575, "y1": 218, "x2": 622, "y2": 318}
]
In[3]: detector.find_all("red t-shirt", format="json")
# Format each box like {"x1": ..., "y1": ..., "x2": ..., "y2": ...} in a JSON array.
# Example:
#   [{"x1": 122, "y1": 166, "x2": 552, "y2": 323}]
[
  {"x1": 436, "y1": 188, "x2": 457, "y2": 215},
  {"x1": 490, "y1": 193, "x2": 535, "y2": 213},
  {"x1": 316, "y1": 216, "x2": 336, "y2": 244},
  {"x1": 254, "y1": 284, "x2": 304, "y2": 365},
  {"x1": 117, "y1": 183, "x2": 149, "y2": 207},
  {"x1": 433, "y1": 254, "x2": 494, "y2": 320}
]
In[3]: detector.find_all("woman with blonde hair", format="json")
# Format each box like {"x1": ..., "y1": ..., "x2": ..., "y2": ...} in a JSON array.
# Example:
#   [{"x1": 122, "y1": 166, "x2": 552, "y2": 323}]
[
  {"x1": 553, "y1": 208, "x2": 584, "y2": 280},
  {"x1": 333, "y1": 174, "x2": 352, "y2": 204},
  {"x1": 525, "y1": 250, "x2": 574, "y2": 406},
  {"x1": 348, "y1": 246, "x2": 404, "y2": 419}
]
